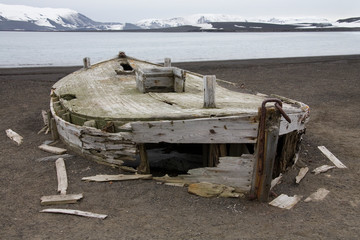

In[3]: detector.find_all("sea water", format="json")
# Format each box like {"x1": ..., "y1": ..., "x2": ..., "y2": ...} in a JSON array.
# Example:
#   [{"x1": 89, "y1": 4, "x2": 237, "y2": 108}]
[{"x1": 1, "y1": 31, "x2": 360, "y2": 67}]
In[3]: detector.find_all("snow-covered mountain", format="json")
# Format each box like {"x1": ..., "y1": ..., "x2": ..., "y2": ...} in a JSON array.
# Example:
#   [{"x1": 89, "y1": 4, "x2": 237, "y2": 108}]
[
  {"x1": 0, "y1": 3, "x2": 359, "y2": 31},
  {"x1": 0, "y1": 3, "x2": 139, "y2": 31}
]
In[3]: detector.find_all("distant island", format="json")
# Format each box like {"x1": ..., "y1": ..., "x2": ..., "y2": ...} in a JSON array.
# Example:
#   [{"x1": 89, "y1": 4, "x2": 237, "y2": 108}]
[{"x1": 1, "y1": 3, "x2": 359, "y2": 32}]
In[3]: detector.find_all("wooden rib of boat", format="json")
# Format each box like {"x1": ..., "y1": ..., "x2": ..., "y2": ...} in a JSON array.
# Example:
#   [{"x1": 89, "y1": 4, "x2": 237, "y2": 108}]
[{"x1": 49, "y1": 52, "x2": 310, "y2": 201}]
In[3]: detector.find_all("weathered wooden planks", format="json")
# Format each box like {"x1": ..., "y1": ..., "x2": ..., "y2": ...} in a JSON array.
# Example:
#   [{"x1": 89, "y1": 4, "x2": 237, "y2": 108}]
[
  {"x1": 131, "y1": 115, "x2": 258, "y2": 144},
  {"x1": 155, "y1": 155, "x2": 254, "y2": 192}
]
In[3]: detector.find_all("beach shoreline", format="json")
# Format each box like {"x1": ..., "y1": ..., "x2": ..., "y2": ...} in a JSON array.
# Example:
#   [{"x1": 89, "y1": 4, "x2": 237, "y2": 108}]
[{"x1": 1, "y1": 55, "x2": 359, "y2": 239}]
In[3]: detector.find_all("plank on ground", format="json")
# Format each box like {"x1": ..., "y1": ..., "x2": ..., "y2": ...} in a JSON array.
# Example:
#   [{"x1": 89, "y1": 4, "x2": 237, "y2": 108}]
[
  {"x1": 56, "y1": 158, "x2": 68, "y2": 195},
  {"x1": 38, "y1": 144, "x2": 67, "y2": 155},
  {"x1": 40, "y1": 208, "x2": 107, "y2": 219},
  {"x1": 318, "y1": 146, "x2": 347, "y2": 168},
  {"x1": 82, "y1": 174, "x2": 152, "y2": 182},
  {"x1": 40, "y1": 193, "x2": 83, "y2": 206}
]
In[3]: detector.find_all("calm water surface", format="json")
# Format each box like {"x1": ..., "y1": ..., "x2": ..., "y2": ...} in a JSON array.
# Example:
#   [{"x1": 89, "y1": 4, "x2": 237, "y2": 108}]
[{"x1": 1, "y1": 31, "x2": 360, "y2": 67}]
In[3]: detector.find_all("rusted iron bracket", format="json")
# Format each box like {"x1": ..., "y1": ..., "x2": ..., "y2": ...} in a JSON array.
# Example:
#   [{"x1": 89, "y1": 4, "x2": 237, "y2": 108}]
[
  {"x1": 251, "y1": 98, "x2": 291, "y2": 201},
  {"x1": 258, "y1": 99, "x2": 291, "y2": 163}
]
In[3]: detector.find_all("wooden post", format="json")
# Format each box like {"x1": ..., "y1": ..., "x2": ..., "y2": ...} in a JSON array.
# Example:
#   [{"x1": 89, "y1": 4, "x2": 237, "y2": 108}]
[
  {"x1": 137, "y1": 144, "x2": 150, "y2": 174},
  {"x1": 164, "y1": 58, "x2": 171, "y2": 67},
  {"x1": 50, "y1": 118, "x2": 59, "y2": 141},
  {"x1": 203, "y1": 75, "x2": 216, "y2": 108},
  {"x1": 251, "y1": 108, "x2": 281, "y2": 202},
  {"x1": 83, "y1": 57, "x2": 90, "y2": 69}
]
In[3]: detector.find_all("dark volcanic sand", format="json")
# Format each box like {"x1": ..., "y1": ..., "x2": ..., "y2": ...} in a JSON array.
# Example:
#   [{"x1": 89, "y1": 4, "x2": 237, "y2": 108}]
[{"x1": 1, "y1": 55, "x2": 359, "y2": 239}]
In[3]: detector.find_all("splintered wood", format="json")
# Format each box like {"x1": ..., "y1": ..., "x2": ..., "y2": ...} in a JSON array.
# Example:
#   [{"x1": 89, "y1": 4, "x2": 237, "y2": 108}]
[
  {"x1": 304, "y1": 188, "x2": 330, "y2": 202},
  {"x1": 81, "y1": 174, "x2": 152, "y2": 182},
  {"x1": 154, "y1": 155, "x2": 254, "y2": 196},
  {"x1": 318, "y1": 146, "x2": 347, "y2": 168},
  {"x1": 269, "y1": 194, "x2": 302, "y2": 209},
  {"x1": 188, "y1": 182, "x2": 242, "y2": 198},
  {"x1": 5, "y1": 129, "x2": 23, "y2": 145},
  {"x1": 295, "y1": 167, "x2": 309, "y2": 184},
  {"x1": 41, "y1": 208, "x2": 107, "y2": 219},
  {"x1": 312, "y1": 165, "x2": 335, "y2": 175}
]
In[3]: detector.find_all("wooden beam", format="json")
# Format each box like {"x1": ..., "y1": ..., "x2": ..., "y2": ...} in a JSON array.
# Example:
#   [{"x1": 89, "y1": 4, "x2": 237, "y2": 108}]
[
  {"x1": 55, "y1": 158, "x2": 68, "y2": 195},
  {"x1": 203, "y1": 75, "x2": 216, "y2": 108},
  {"x1": 40, "y1": 208, "x2": 107, "y2": 219},
  {"x1": 137, "y1": 144, "x2": 150, "y2": 174},
  {"x1": 131, "y1": 115, "x2": 258, "y2": 144}
]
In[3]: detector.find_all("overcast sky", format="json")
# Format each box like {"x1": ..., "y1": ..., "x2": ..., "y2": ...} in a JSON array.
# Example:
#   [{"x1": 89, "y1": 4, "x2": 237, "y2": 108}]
[{"x1": 1, "y1": 0, "x2": 359, "y2": 22}]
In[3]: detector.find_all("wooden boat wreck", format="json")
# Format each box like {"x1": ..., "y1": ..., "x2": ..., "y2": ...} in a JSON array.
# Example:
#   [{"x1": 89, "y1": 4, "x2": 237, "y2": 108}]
[{"x1": 49, "y1": 52, "x2": 310, "y2": 201}]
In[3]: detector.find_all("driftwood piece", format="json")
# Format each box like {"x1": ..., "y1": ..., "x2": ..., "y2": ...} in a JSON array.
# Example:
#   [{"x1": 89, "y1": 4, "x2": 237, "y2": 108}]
[
  {"x1": 36, "y1": 154, "x2": 74, "y2": 162},
  {"x1": 312, "y1": 165, "x2": 336, "y2": 175},
  {"x1": 295, "y1": 167, "x2": 309, "y2": 184},
  {"x1": 40, "y1": 193, "x2": 83, "y2": 206},
  {"x1": 304, "y1": 188, "x2": 330, "y2": 202},
  {"x1": 40, "y1": 208, "x2": 107, "y2": 219},
  {"x1": 318, "y1": 146, "x2": 347, "y2": 168},
  {"x1": 269, "y1": 194, "x2": 302, "y2": 209},
  {"x1": 5, "y1": 129, "x2": 23, "y2": 145},
  {"x1": 188, "y1": 182, "x2": 241, "y2": 198},
  {"x1": 56, "y1": 158, "x2": 68, "y2": 195},
  {"x1": 38, "y1": 144, "x2": 67, "y2": 155},
  {"x1": 81, "y1": 174, "x2": 152, "y2": 182}
]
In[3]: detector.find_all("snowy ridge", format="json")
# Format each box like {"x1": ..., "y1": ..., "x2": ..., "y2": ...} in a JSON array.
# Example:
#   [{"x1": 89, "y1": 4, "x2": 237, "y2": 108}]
[
  {"x1": 0, "y1": 3, "x2": 126, "y2": 30},
  {"x1": 0, "y1": 3, "x2": 359, "y2": 31},
  {"x1": 136, "y1": 14, "x2": 336, "y2": 29}
]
